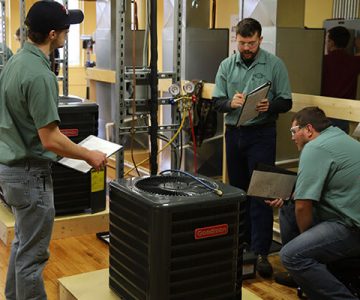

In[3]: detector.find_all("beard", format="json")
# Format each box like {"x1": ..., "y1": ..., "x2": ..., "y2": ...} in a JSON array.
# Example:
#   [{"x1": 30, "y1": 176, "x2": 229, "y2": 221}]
[{"x1": 240, "y1": 48, "x2": 259, "y2": 63}]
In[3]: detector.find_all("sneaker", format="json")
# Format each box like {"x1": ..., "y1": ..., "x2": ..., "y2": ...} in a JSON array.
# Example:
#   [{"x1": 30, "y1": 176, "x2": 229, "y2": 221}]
[
  {"x1": 256, "y1": 255, "x2": 273, "y2": 278},
  {"x1": 274, "y1": 271, "x2": 298, "y2": 288}
]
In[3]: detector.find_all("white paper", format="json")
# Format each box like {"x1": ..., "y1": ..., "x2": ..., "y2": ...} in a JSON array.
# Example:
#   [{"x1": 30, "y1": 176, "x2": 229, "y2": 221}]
[
  {"x1": 58, "y1": 135, "x2": 122, "y2": 173},
  {"x1": 247, "y1": 170, "x2": 297, "y2": 200}
]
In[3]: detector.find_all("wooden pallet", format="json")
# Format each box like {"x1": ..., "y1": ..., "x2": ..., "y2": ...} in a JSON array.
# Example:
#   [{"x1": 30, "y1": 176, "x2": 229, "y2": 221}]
[
  {"x1": 58, "y1": 268, "x2": 261, "y2": 300},
  {"x1": 0, "y1": 200, "x2": 109, "y2": 247}
]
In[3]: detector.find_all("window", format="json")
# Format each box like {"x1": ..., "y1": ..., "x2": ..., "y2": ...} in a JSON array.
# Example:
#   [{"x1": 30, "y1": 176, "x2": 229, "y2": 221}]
[{"x1": 56, "y1": 0, "x2": 81, "y2": 66}]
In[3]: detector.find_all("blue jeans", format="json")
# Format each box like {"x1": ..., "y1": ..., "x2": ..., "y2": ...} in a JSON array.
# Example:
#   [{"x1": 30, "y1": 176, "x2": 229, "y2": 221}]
[
  {"x1": 225, "y1": 125, "x2": 276, "y2": 255},
  {"x1": 280, "y1": 202, "x2": 360, "y2": 300},
  {"x1": 0, "y1": 159, "x2": 55, "y2": 300}
]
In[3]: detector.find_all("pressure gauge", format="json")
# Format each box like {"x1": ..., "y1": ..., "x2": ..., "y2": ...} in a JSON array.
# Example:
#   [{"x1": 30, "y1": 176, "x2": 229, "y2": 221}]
[
  {"x1": 183, "y1": 81, "x2": 195, "y2": 94},
  {"x1": 168, "y1": 83, "x2": 181, "y2": 97}
]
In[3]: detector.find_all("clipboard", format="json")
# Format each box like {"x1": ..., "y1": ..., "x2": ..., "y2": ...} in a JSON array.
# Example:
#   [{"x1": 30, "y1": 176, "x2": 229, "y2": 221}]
[
  {"x1": 236, "y1": 81, "x2": 271, "y2": 127},
  {"x1": 247, "y1": 163, "x2": 297, "y2": 200},
  {"x1": 57, "y1": 135, "x2": 122, "y2": 173}
]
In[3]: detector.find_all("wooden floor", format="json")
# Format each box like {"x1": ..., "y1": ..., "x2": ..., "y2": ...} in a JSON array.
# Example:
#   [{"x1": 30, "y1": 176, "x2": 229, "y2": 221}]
[{"x1": 0, "y1": 233, "x2": 298, "y2": 300}]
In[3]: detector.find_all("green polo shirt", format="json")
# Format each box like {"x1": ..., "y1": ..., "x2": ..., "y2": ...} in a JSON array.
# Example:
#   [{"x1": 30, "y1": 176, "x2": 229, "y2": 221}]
[
  {"x1": 212, "y1": 49, "x2": 292, "y2": 126},
  {"x1": 0, "y1": 42, "x2": 60, "y2": 165},
  {"x1": 295, "y1": 126, "x2": 360, "y2": 228}
]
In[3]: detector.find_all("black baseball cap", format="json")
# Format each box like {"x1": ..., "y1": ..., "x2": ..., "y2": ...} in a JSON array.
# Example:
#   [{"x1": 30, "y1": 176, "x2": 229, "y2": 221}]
[{"x1": 25, "y1": 0, "x2": 84, "y2": 34}]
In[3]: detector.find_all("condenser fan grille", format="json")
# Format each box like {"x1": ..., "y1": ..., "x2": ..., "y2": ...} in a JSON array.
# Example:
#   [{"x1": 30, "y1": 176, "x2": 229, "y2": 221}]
[{"x1": 134, "y1": 175, "x2": 217, "y2": 196}]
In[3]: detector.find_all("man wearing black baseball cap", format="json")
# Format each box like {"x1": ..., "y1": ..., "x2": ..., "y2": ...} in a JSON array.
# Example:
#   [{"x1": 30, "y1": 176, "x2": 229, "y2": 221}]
[
  {"x1": 0, "y1": 1, "x2": 107, "y2": 300},
  {"x1": 25, "y1": 0, "x2": 84, "y2": 34}
]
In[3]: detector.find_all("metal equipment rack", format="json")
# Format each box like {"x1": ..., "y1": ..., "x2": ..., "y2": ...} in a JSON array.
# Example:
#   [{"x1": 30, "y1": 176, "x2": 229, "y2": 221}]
[
  {"x1": 114, "y1": 0, "x2": 183, "y2": 178},
  {"x1": 60, "y1": 0, "x2": 69, "y2": 97},
  {"x1": 0, "y1": 0, "x2": 8, "y2": 71}
]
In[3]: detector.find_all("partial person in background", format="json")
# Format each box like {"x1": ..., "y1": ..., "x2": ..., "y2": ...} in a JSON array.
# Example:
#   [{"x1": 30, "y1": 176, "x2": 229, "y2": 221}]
[
  {"x1": 0, "y1": 42, "x2": 13, "y2": 72},
  {"x1": 212, "y1": 18, "x2": 292, "y2": 278},
  {"x1": 267, "y1": 107, "x2": 360, "y2": 299},
  {"x1": 14, "y1": 27, "x2": 21, "y2": 43},
  {"x1": 0, "y1": 2, "x2": 107, "y2": 300},
  {"x1": 322, "y1": 26, "x2": 360, "y2": 133}
]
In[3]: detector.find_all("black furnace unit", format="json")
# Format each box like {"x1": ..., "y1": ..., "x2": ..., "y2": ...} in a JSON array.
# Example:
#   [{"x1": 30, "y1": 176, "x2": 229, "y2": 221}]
[
  {"x1": 109, "y1": 174, "x2": 246, "y2": 300},
  {"x1": 52, "y1": 97, "x2": 106, "y2": 215}
]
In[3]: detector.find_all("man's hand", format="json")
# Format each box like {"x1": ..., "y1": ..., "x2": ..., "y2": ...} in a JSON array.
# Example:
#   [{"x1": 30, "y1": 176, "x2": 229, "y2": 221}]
[
  {"x1": 264, "y1": 198, "x2": 285, "y2": 208},
  {"x1": 85, "y1": 150, "x2": 108, "y2": 171},
  {"x1": 231, "y1": 92, "x2": 245, "y2": 109},
  {"x1": 256, "y1": 98, "x2": 269, "y2": 112},
  {"x1": 38, "y1": 123, "x2": 108, "y2": 171}
]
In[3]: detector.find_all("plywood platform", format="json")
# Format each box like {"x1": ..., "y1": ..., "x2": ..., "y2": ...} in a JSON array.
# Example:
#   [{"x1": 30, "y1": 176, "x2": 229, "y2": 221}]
[
  {"x1": 0, "y1": 201, "x2": 109, "y2": 247},
  {"x1": 58, "y1": 268, "x2": 261, "y2": 300}
]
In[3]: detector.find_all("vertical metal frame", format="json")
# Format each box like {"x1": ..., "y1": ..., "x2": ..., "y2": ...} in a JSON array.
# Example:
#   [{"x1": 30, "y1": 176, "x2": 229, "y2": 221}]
[
  {"x1": 115, "y1": 0, "x2": 127, "y2": 178},
  {"x1": 0, "y1": 0, "x2": 6, "y2": 70},
  {"x1": 172, "y1": 0, "x2": 182, "y2": 85},
  {"x1": 114, "y1": 0, "x2": 183, "y2": 178},
  {"x1": 171, "y1": 0, "x2": 182, "y2": 169},
  {"x1": 62, "y1": 0, "x2": 69, "y2": 96}
]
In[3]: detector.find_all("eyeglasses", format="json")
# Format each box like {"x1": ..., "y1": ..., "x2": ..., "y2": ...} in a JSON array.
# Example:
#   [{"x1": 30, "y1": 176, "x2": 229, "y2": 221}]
[
  {"x1": 237, "y1": 41, "x2": 259, "y2": 49},
  {"x1": 289, "y1": 125, "x2": 303, "y2": 136}
]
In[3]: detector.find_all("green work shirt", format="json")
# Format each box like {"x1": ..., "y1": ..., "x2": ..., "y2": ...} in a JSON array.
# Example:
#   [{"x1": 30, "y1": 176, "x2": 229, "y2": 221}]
[
  {"x1": 0, "y1": 42, "x2": 60, "y2": 165},
  {"x1": 295, "y1": 126, "x2": 360, "y2": 228},
  {"x1": 212, "y1": 49, "x2": 292, "y2": 126}
]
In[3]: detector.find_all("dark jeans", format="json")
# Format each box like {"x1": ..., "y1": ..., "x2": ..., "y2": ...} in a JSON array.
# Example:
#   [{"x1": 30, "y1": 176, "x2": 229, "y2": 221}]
[{"x1": 225, "y1": 125, "x2": 276, "y2": 255}]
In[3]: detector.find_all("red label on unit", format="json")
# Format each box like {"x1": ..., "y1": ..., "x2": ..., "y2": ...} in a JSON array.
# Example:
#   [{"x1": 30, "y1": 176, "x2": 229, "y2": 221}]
[
  {"x1": 194, "y1": 224, "x2": 229, "y2": 240},
  {"x1": 60, "y1": 128, "x2": 79, "y2": 137}
]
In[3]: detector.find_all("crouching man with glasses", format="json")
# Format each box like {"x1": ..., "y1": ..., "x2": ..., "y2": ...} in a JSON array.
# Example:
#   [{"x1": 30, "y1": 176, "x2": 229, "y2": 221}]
[{"x1": 266, "y1": 106, "x2": 360, "y2": 299}]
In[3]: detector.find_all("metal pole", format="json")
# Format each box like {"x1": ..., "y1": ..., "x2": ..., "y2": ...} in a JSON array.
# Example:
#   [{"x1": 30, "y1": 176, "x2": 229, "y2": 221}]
[
  {"x1": 171, "y1": 0, "x2": 182, "y2": 170},
  {"x1": 115, "y1": 0, "x2": 126, "y2": 178},
  {"x1": 62, "y1": 0, "x2": 69, "y2": 96},
  {"x1": 149, "y1": 0, "x2": 158, "y2": 175},
  {"x1": 0, "y1": 0, "x2": 6, "y2": 70}
]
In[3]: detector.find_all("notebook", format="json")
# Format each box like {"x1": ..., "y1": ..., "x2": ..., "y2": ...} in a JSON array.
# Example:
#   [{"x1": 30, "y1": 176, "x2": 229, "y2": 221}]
[
  {"x1": 58, "y1": 135, "x2": 122, "y2": 173},
  {"x1": 236, "y1": 81, "x2": 271, "y2": 127}
]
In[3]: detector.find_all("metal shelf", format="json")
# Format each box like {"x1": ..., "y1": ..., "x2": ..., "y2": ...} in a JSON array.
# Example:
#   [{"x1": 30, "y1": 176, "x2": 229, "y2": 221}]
[
  {"x1": 114, "y1": 0, "x2": 183, "y2": 178},
  {"x1": 0, "y1": 0, "x2": 7, "y2": 69}
]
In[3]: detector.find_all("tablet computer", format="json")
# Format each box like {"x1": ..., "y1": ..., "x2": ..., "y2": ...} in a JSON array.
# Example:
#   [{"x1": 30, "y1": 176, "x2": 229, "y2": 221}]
[
  {"x1": 236, "y1": 81, "x2": 271, "y2": 127},
  {"x1": 247, "y1": 163, "x2": 297, "y2": 200}
]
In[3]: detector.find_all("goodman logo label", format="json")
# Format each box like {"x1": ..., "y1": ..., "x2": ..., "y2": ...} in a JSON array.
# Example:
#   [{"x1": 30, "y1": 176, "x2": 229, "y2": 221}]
[{"x1": 194, "y1": 224, "x2": 229, "y2": 240}]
